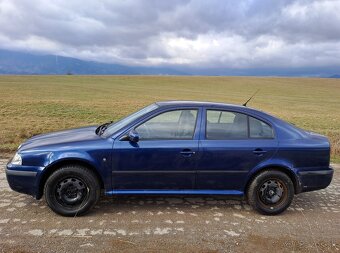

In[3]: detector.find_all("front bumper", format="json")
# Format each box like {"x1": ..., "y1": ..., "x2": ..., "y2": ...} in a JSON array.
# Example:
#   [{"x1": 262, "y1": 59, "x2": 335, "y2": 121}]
[
  {"x1": 298, "y1": 166, "x2": 333, "y2": 193},
  {"x1": 6, "y1": 163, "x2": 41, "y2": 198}
]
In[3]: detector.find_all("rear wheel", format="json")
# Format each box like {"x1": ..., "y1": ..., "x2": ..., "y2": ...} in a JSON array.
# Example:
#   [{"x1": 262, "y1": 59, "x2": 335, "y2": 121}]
[
  {"x1": 247, "y1": 170, "x2": 294, "y2": 215},
  {"x1": 44, "y1": 165, "x2": 100, "y2": 216}
]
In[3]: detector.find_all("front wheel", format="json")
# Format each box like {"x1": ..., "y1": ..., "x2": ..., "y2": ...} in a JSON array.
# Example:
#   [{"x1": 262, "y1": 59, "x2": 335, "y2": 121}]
[
  {"x1": 247, "y1": 170, "x2": 294, "y2": 215},
  {"x1": 44, "y1": 165, "x2": 100, "y2": 216}
]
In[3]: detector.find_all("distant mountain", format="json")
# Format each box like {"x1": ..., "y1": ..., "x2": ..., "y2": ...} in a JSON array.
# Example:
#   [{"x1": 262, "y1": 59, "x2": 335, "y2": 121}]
[
  {"x1": 1, "y1": 49, "x2": 340, "y2": 77},
  {"x1": 0, "y1": 49, "x2": 186, "y2": 75}
]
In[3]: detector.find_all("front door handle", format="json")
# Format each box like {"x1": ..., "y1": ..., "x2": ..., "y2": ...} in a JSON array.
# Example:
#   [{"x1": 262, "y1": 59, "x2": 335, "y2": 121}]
[
  {"x1": 180, "y1": 149, "x2": 196, "y2": 157},
  {"x1": 253, "y1": 148, "x2": 267, "y2": 156}
]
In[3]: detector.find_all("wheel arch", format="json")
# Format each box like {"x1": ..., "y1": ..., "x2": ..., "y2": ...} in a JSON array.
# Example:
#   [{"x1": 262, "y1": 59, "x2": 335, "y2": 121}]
[
  {"x1": 36, "y1": 158, "x2": 104, "y2": 199},
  {"x1": 245, "y1": 165, "x2": 301, "y2": 195}
]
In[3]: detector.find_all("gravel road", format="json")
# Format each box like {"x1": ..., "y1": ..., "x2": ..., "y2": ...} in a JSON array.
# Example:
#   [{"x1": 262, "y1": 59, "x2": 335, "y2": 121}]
[{"x1": 0, "y1": 159, "x2": 339, "y2": 253}]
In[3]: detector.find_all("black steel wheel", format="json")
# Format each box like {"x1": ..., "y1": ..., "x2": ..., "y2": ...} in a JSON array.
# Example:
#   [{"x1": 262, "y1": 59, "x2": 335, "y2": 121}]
[
  {"x1": 258, "y1": 179, "x2": 286, "y2": 206},
  {"x1": 247, "y1": 170, "x2": 294, "y2": 215},
  {"x1": 55, "y1": 177, "x2": 88, "y2": 207},
  {"x1": 44, "y1": 165, "x2": 100, "y2": 216}
]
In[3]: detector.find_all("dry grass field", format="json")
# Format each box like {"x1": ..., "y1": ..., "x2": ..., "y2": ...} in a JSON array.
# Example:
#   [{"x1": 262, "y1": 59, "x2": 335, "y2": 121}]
[{"x1": 0, "y1": 75, "x2": 339, "y2": 162}]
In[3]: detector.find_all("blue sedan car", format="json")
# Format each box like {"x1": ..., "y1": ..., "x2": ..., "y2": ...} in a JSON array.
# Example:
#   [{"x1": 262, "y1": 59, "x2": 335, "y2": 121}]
[{"x1": 6, "y1": 101, "x2": 333, "y2": 216}]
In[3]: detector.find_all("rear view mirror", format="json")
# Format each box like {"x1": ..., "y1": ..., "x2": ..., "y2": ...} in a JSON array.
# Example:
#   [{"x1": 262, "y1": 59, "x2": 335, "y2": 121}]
[{"x1": 128, "y1": 130, "x2": 139, "y2": 142}]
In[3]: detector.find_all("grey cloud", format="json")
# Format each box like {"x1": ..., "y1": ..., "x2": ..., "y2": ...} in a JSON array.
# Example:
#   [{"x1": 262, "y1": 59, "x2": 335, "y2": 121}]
[{"x1": 0, "y1": 0, "x2": 339, "y2": 68}]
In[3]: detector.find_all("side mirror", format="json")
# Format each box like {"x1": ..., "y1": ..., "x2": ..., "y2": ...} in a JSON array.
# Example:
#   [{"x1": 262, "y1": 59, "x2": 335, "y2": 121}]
[{"x1": 128, "y1": 130, "x2": 139, "y2": 143}]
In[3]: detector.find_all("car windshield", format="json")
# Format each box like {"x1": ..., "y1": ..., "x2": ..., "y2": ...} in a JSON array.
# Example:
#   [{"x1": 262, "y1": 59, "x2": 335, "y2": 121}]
[{"x1": 101, "y1": 103, "x2": 159, "y2": 137}]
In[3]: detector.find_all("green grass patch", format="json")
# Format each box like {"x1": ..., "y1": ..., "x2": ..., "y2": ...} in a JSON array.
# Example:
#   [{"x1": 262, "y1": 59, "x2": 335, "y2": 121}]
[{"x1": 0, "y1": 75, "x2": 339, "y2": 162}]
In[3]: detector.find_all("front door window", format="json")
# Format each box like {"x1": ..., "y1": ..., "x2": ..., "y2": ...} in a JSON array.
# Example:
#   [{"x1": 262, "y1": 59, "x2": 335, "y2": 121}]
[{"x1": 135, "y1": 109, "x2": 198, "y2": 140}]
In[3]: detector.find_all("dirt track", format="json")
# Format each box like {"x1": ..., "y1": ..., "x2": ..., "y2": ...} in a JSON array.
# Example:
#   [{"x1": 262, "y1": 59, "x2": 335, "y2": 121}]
[{"x1": 0, "y1": 159, "x2": 339, "y2": 253}]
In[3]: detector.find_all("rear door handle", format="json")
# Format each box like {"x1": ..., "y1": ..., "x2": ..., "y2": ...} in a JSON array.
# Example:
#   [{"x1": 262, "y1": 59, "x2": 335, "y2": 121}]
[
  {"x1": 253, "y1": 148, "x2": 267, "y2": 156},
  {"x1": 180, "y1": 149, "x2": 196, "y2": 157}
]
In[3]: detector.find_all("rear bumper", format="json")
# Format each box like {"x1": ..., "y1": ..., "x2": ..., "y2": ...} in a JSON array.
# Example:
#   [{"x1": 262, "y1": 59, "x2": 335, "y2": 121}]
[
  {"x1": 6, "y1": 163, "x2": 41, "y2": 198},
  {"x1": 297, "y1": 167, "x2": 333, "y2": 193}
]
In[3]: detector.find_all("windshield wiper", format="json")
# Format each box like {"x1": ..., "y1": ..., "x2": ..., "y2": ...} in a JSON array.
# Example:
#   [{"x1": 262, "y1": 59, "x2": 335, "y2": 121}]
[{"x1": 95, "y1": 121, "x2": 113, "y2": 136}]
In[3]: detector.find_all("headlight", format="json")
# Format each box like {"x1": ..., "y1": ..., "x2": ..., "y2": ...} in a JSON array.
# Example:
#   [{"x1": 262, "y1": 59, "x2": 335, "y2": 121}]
[{"x1": 11, "y1": 153, "x2": 22, "y2": 165}]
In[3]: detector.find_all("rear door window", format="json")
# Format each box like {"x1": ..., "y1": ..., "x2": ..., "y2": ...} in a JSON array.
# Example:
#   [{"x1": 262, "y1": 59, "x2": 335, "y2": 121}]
[
  {"x1": 206, "y1": 110, "x2": 248, "y2": 139},
  {"x1": 249, "y1": 116, "x2": 274, "y2": 138},
  {"x1": 206, "y1": 110, "x2": 274, "y2": 140}
]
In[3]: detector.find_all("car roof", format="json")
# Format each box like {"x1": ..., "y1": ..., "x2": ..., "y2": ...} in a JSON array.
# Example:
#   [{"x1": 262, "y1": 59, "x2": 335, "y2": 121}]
[{"x1": 156, "y1": 100, "x2": 247, "y2": 109}]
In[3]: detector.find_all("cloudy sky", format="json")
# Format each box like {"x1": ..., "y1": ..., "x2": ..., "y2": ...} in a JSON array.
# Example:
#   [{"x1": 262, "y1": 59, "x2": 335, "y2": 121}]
[{"x1": 0, "y1": 0, "x2": 340, "y2": 70}]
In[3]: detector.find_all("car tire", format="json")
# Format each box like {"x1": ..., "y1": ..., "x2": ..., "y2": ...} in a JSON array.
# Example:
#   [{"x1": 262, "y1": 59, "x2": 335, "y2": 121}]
[
  {"x1": 247, "y1": 170, "x2": 294, "y2": 215},
  {"x1": 44, "y1": 165, "x2": 100, "y2": 217}
]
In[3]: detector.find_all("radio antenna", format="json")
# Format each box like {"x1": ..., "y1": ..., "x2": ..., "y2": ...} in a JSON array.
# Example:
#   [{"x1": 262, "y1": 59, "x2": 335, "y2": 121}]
[{"x1": 242, "y1": 89, "x2": 260, "y2": 106}]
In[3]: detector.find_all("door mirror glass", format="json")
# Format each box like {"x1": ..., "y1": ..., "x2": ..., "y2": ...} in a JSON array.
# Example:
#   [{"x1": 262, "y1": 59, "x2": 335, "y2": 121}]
[{"x1": 128, "y1": 130, "x2": 140, "y2": 142}]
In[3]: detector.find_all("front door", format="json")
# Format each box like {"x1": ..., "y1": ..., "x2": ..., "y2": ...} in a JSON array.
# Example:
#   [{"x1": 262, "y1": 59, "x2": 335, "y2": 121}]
[{"x1": 112, "y1": 108, "x2": 201, "y2": 190}]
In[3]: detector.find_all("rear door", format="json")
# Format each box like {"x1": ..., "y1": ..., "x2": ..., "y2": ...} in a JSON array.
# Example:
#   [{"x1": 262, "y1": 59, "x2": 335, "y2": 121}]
[{"x1": 196, "y1": 108, "x2": 278, "y2": 191}]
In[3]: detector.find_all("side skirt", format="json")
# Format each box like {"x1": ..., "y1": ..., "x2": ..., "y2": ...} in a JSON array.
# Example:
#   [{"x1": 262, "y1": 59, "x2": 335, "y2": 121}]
[{"x1": 105, "y1": 190, "x2": 244, "y2": 196}]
